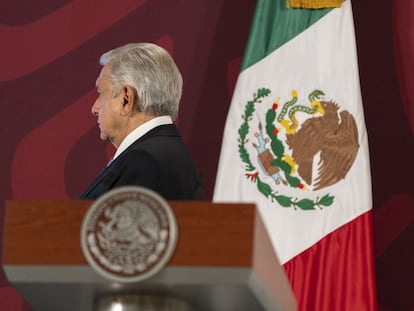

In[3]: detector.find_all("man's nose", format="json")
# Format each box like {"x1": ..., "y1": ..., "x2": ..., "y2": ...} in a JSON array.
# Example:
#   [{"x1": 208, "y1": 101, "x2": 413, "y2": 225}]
[{"x1": 91, "y1": 99, "x2": 99, "y2": 116}]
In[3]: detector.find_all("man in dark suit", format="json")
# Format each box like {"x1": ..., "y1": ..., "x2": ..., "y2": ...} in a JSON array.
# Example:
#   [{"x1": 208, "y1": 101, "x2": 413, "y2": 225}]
[{"x1": 81, "y1": 43, "x2": 198, "y2": 200}]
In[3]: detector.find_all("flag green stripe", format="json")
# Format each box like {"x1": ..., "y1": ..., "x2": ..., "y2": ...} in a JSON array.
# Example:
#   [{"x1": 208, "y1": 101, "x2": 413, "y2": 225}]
[{"x1": 241, "y1": 0, "x2": 332, "y2": 71}]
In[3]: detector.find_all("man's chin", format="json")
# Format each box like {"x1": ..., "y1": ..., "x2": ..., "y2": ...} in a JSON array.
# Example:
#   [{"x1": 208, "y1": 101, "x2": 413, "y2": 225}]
[{"x1": 99, "y1": 133, "x2": 109, "y2": 141}]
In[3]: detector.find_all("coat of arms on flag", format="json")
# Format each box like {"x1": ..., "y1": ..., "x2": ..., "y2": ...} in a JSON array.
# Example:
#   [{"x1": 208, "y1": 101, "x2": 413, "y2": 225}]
[{"x1": 238, "y1": 87, "x2": 359, "y2": 210}]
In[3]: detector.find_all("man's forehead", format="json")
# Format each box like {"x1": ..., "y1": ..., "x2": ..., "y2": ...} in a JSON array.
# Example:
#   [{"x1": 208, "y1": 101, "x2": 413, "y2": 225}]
[{"x1": 95, "y1": 65, "x2": 110, "y2": 88}]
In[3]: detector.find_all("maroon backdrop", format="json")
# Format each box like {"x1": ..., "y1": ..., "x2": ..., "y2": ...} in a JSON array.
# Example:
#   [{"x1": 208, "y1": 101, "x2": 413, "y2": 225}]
[
  {"x1": 353, "y1": 1, "x2": 414, "y2": 311},
  {"x1": 0, "y1": 1, "x2": 412, "y2": 310}
]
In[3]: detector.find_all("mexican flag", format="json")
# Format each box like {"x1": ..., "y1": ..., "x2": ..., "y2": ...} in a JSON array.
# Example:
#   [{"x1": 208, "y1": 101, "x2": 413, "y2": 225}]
[{"x1": 213, "y1": 0, "x2": 377, "y2": 310}]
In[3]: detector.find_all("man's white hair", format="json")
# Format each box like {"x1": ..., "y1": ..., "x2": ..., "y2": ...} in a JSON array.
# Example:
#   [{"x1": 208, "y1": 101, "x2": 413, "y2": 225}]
[{"x1": 100, "y1": 42, "x2": 182, "y2": 119}]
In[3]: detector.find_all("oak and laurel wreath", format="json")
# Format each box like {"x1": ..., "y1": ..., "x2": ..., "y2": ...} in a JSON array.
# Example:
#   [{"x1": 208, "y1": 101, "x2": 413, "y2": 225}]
[{"x1": 238, "y1": 88, "x2": 334, "y2": 210}]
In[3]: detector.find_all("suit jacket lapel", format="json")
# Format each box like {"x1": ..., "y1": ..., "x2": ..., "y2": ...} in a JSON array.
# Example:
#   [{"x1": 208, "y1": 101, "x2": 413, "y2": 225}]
[{"x1": 80, "y1": 162, "x2": 114, "y2": 198}]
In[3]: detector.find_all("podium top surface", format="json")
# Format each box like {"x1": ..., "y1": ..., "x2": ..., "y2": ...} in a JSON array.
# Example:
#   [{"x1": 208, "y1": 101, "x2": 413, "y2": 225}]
[{"x1": 3, "y1": 200, "x2": 256, "y2": 267}]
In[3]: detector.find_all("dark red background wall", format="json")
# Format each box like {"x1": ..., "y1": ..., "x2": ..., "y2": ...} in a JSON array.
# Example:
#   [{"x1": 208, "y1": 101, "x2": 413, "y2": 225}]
[
  {"x1": 0, "y1": 1, "x2": 412, "y2": 310},
  {"x1": 353, "y1": 2, "x2": 414, "y2": 310}
]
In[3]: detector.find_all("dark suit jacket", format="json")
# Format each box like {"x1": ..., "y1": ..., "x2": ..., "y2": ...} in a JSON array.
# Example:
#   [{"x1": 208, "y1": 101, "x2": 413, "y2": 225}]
[{"x1": 81, "y1": 124, "x2": 198, "y2": 200}]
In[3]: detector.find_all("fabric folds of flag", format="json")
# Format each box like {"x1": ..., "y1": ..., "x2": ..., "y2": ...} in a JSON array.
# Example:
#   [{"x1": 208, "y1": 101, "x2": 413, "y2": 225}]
[{"x1": 213, "y1": 0, "x2": 377, "y2": 310}]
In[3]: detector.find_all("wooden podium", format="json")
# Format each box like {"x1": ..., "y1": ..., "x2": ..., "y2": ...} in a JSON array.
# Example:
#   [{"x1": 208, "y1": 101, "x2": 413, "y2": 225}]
[{"x1": 2, "y1": 200, "x2": 297, "y2": 311}]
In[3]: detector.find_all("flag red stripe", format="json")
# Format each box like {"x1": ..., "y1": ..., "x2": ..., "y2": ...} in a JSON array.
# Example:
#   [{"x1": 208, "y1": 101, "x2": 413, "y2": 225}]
[{"x1": 283, "y1": 211, "x2": 377, "y2": 311}]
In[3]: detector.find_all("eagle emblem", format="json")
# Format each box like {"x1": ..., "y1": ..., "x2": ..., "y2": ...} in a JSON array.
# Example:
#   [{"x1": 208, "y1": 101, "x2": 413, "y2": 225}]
[{"x1": 238, "y1": 88, "x2": 359, "y2": 210}]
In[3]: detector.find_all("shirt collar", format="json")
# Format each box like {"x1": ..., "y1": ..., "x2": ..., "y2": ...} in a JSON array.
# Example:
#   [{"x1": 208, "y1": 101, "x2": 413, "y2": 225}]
[{"x1": 113, "y1": 115, "x2": 173, "y2": 160}]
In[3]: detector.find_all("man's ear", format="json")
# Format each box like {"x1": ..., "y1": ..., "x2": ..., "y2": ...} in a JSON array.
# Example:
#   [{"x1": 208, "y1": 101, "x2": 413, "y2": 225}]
[{"x1": 121, "y1": 86, "x2": 136, "y2": 115}]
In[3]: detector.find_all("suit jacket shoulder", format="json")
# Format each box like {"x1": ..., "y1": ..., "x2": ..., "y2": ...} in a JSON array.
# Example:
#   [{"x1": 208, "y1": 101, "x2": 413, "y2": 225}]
[{"x1": 81, "y1": 124, "x2": 198, "y2": 200}]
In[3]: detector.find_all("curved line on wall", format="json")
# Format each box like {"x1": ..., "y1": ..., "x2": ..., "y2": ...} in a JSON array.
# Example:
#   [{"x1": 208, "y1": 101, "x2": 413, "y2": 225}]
[
  {"x1": 374, "y1": 193, "x2": 414, "y2": 257},
  {"x1": 0, "y1": 0, "x2": 147, "y2": 81},
  {"x1": 11, "y1": 89, "x2": 97, "y2": 199}
]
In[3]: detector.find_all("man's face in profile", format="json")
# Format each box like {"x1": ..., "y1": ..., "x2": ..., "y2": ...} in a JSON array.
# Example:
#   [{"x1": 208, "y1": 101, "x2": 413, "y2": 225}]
[{"x1": 91, "y1": 64, "x2": 125, "y2": 147}]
